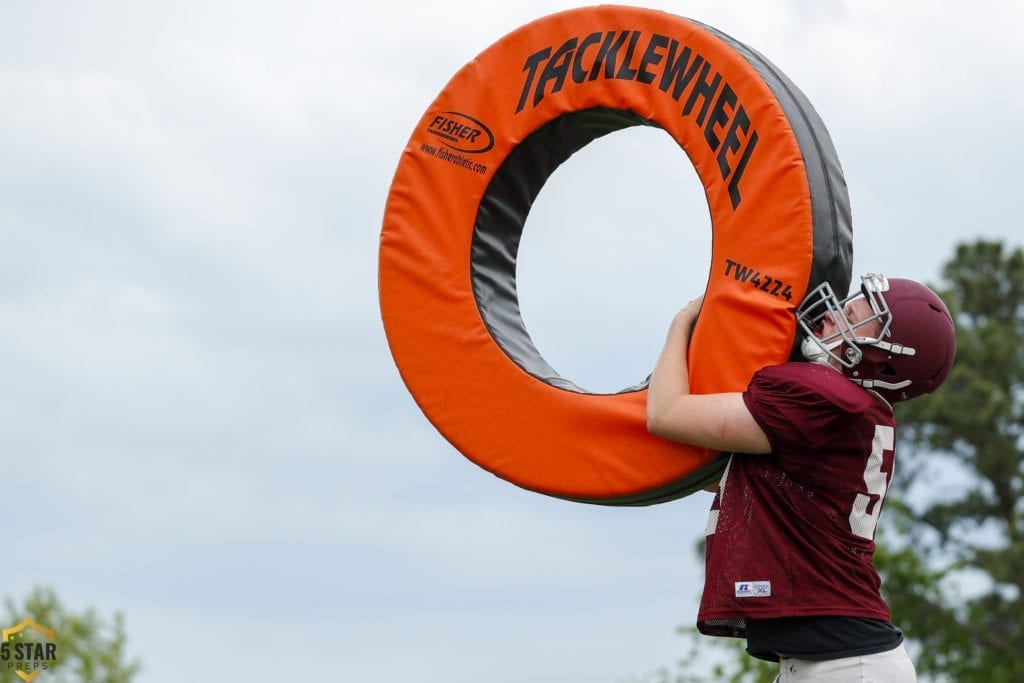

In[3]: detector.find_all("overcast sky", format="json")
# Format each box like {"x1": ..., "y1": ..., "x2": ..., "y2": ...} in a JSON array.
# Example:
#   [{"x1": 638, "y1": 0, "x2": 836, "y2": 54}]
[{"x1": 2, "y1": 1, "x2": 1021, "y2": 682}]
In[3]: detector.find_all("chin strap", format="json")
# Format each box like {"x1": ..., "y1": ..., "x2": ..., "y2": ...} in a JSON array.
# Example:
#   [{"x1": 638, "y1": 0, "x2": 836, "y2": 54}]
[
  {"x1": 863, "y1": 388, "x2": 894, "y2": 410},
  {"x1": 852, "y1": 377, "x2": 912, "y2": 391},
  {"x1": 800, "y1": 335, "x2": 842, "y2": 366}
]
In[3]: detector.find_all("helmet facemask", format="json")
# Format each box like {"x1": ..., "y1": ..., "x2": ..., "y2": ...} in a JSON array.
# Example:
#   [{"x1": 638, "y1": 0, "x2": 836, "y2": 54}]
[{"x1": 796, "y1": 274, "x2": 895, "y2": 369}]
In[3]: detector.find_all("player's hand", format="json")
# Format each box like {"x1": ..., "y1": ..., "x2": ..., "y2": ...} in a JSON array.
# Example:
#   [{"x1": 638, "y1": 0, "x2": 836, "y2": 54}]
[
  {"x1": 673, "y1": 296, "x2": 704, "y2": 335},
  {"x1": 680, "y1": 295, "x2": 704, "y2": 319}
]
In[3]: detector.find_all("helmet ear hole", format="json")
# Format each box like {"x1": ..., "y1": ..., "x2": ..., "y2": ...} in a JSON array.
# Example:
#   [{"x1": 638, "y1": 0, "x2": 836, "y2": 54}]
[{"x1": 880, "y1": 362, "x2": 898, "y2": 377}]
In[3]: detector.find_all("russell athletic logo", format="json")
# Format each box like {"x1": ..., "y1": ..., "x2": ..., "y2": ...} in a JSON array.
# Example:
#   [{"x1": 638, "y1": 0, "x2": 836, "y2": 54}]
[
  {"x1": 735, "y1": 581, "x2": 772, "y2": 598},
  {"x1": 426, "y1": 112, "x2": 495, "y2": 154}
]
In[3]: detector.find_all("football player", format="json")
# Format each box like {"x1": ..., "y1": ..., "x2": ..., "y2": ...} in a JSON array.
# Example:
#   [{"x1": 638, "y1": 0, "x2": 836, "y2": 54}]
[{"x1": 647, "y1": 274, "x2": 956, "y2": 682}]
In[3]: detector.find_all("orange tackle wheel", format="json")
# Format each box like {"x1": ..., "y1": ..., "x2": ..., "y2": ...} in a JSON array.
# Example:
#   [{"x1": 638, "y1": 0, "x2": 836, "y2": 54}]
[{"x1": 379, "y1": 6, "x2": 852, "y2": 504}]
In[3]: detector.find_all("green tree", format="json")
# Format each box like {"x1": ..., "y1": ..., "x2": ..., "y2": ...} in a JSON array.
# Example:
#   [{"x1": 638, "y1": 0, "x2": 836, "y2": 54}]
[
  {"x1": 632, "y1": 239, "x2": 1024, "y2": 683},
  {"x1": 881, "y1": 239, "x2": 1024, "y2": 681},
  {"x1": 1, "y1": 586, "x2": 141, "y2": 683}
]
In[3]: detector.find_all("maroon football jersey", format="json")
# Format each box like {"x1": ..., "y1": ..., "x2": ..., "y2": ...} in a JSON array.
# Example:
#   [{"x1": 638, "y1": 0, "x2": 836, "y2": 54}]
[{"x1": 697, "y1": 362, "x2": 896, "y2": 638}]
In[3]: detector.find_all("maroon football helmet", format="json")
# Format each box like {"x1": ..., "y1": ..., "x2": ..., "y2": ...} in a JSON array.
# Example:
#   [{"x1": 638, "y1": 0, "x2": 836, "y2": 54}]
[{"x1": 796, "y1": 274, "x2": 957, "y2": 403}]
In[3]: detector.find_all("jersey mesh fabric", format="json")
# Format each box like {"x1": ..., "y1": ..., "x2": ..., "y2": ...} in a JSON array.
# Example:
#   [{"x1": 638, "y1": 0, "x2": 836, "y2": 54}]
[{"x1": 697, "y1": 362, "x2": 896, "y2": 639}]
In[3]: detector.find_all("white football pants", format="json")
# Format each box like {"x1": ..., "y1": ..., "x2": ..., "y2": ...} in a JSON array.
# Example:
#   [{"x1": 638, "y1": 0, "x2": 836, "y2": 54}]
[{"x1": 773, "y1": 643, "x2": 916, "y2": 682}]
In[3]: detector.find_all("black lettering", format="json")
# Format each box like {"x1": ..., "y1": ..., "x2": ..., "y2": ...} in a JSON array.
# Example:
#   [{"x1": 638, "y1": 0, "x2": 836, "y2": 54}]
[
  {"x1": 658, "y1": 42, "x2": 703, "y2": 100},
  {"x1": 589, "y1": 30, "x2": 629, "y2": 80},
  {"x1": 682, "y1": 61, "x2": 722, "y2": 126},
  {"x1": 717, "y1": 104, "x2": 751, "y2": 180},
  {"x1": 572, "y1": 32, "x2": 603, "y2": 83},
  {"x1": 724, "y1": 258, "x2": 737, "y2": 277},
  {"x1": 429, "y1": 115, "x2": 443, "y2": 129},
  {"x1": 733, "y1": 263, "x2": 753, "y2": 283},
  {"x1": 637, "y1": 34, "x2": 668, "y2": 84},
  {"x1": 436, "y1": 120, "x2": 480, "y2": 143},
  {"x1": 727, "y1": 130, "x2": 759, "y2": 209},
  {"x1": 536, "y1": 37, "x2": 578, "y2": 102},
  {"x1": 516, "y1": 32, "x2": 760, "y2": 201},
  {"x1": 516, "y1": 47, "x2": 551, "y2": 113},
  {"x1": 614, "y1": 31, "x2": 641, "y2": 80},
  {"x1": 704, "y1": 83, "x2": 737, "y2": 152}
]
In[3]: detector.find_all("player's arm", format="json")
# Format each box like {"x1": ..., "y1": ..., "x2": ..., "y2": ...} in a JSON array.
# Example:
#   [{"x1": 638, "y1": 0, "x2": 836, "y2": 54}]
[{"x1": 646, "y1": 298, "x2": 771, "y2": 454}]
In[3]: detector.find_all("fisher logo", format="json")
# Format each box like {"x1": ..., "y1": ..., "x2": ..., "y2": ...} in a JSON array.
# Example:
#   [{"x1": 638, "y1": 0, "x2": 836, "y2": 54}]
[
  {"x1": 2, "y1": 619, "x2": 57, "y2": 682},
  {"x1": 735, "y1": 581, "x2": 771, "y2": 598},
  {"x1": 426, "y1": 112, "x2": 495, "y2": 154}
]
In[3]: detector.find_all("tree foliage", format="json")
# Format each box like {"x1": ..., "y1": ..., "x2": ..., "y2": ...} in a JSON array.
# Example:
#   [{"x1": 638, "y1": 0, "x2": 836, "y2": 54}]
[
  {"x1": 1, "y1": 587, "x2": 141, "y2": 683},
  {"x1": 882, "y1": 239, "x2": 1024, "y2": 681}
]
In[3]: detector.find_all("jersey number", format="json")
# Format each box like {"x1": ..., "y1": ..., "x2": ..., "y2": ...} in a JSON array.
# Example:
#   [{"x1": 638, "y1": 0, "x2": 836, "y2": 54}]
[{"x1": 849, "y1": 425, "x2": 894, "y2": 540}]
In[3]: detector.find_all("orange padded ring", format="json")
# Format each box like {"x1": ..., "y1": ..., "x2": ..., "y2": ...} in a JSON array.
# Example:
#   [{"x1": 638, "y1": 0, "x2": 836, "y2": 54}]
[{"x1": 379, "y1": 6, "x2": 851, "y2": 505}]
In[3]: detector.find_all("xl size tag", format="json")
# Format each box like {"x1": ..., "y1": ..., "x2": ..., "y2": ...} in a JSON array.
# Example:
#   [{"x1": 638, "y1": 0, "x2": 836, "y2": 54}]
[{"x1": 735, "y1": 581, "x2": 772, "y2": 598}]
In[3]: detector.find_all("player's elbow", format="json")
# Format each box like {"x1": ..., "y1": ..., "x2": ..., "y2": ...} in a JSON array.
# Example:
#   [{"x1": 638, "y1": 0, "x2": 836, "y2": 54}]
[
  {"x1": 646, "y1": 412, "x2": 661, "y2": 437},
  {"x1": 646, "y1": 403, "x2": 672, "y2": 439}
]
